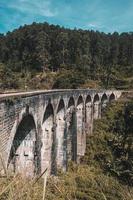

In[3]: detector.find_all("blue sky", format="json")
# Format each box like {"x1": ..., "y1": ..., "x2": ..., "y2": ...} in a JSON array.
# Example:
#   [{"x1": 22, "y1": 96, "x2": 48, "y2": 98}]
[{"x1": 0, "y1": 0, "x2": 133, "y2": 34}]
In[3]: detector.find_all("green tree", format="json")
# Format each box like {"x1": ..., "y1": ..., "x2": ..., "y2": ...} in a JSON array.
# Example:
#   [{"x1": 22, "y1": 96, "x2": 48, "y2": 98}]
[{"x1": 0, "y1": 63, "x2": 18, "y2": 89}]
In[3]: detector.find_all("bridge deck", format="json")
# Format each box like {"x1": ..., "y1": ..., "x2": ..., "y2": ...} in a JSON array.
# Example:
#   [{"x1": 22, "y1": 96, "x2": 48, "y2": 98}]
[{"x1": 0, "y1": 89, "x2": 107, "y2": 100}]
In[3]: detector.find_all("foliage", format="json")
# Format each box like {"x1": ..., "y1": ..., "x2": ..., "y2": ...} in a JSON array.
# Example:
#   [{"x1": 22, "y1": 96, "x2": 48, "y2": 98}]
[
  {"x1": 53, "y1": 69, "x2": 86, "y2": 89},
  {"x1": 107, "y1": 101, "x2": 133, "y2": 185},
  {"x1": 0, "y1": 63, "x2": 18, "y2": 90},
  {"x1": 84, "y1": 100, "x2": 133, "y2": 186},
  {"x1": 0, "y1": 23, "x2": 133, "y2": 90}
]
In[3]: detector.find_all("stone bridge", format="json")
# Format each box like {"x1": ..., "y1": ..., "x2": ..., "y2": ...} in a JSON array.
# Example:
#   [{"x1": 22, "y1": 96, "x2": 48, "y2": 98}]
[{"x1": 0, "y1": 89, "x2": 121, "y2": 177}]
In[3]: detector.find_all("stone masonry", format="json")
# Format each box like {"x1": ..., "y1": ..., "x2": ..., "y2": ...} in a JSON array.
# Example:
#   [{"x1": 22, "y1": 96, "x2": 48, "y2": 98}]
[{"x1": 0, "y1": 89, "x2": 122, "y2": 176}]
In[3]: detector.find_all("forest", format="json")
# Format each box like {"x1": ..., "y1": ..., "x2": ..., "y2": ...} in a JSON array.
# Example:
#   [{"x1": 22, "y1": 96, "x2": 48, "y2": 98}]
[{"x1": 0, "y1": 22, "x2": 133, "y2": 90}]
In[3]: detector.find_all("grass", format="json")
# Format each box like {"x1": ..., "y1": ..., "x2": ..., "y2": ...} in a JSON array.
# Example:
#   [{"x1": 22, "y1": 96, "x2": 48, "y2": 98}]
[{"x1": 0, "y1": 164, "x2": 132, "y2": 200}]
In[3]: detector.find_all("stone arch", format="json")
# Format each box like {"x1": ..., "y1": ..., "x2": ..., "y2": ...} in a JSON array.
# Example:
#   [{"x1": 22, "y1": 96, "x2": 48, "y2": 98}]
[
  {"x1": 68, "y1": 96, "x2": 75, "y2": 108},
  {"x1": 77, "y1": 95, "x2": 84, "y2": 162},
  {"x1": 57, "y1": 99, "x2": 65, "y2": 113},
  {"x1": 93, "y1": 94, "x2": 100, "y2": 103},
  {"x1": 56, "y1": 99, "x2": 66, "y2": 170},
  {"x1": 101, "y1": 93, "x2": 108, "y2": 102},
  {"x1": 85, "y1": 95, "x2": 92, "y2": 134},
  {"x1": 85, "y1": 95, "x2": 92, "y2": 105},
  {"x1": 109, "y1": 93, "x2": 115, "y2": 102},
  {"x1": 77, "y1": 95, "x2": 84, "y2": 107},
  {"x1": 93, "y1": 94, "x2": 100, "y2": 119},
  {"x1": 8, "y1": 114, "x2": 39, "y2": 177},
  {"x1": 101, "y1": 93, "x2": 108, "y2": 114},
  {"x1": 41, "y1": 103, "x2": 54, "y2": 174},
  {"x1": 66, "y1": 96, "x2": 77, "y2": 162}
]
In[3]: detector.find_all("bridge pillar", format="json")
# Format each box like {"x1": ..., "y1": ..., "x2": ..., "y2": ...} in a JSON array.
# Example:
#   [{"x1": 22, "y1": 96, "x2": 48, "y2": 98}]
[
  {"x1": 85, "y1": 102, "x2": 93, "y2": 134},
  {"x1": 101, "y1": 100, "x2": 108, "y2": 109},
  {"x1": 66, "y1": 107, "x2": 77, "y2": 162},
  {"x1": 76, "y1": 96, "x2": 84, "y2": 163},
  {"x1": 81, "y1": 106, "x2": 86, "y2": 157},
  {"x1": 56, "y1": 100, "x2": 66, "y2": 171},
  {"x1": 41, "y1": 104, "x2": 54, "y2": 175},
  {"x1": 93, "y1": 94, "x2": 100, "y2": 119},
  {"x1": 93, "y1": 102, "x2": 100, "y2": 119},
  {"x1": 101, "y1": 94, "x2": 108, "y2": 117}
]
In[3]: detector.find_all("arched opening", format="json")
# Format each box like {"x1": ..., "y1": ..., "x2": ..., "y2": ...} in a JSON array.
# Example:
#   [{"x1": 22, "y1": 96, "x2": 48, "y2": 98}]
[
  {"x1": 93, "y1": 94, "x2": 100, "y2": 119},
  {"x1": 94, "y1": 94, "x2": 100, "y2": 102},
  {"x1": 66, "y1": 97, "x2": 77, "y2": 162},
  {"x1": 86, "y1": 95, "x2": 92, "y2": 105},
  {"x1": 85, "y1": 95, "x2": 92, "y2": 134},
  {"x1": 56, "y1": 99, "x2": 66, "y2": 170},
  {"x1": 68, "y1": 96, "x2": 75, "y2": 108},
  {"x1": 8, "y1": 115, "x2": 38, "y2": 177},
  {"x1": 77, "y1": 95, "x2": 84, "y2": 161},
  {"x1": 101, "y1": 93, "x2": 108, "y2": 115},
  {"x1": 42, "y1": 103, "x2": 54, "y2": 174},
  {"x1": 109, "y1": 93, "x2": 115, "y2": 102}
]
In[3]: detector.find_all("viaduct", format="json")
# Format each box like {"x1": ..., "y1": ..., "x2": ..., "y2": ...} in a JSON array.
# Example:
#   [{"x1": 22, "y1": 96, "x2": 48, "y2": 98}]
[{"x1": 0, "y1": 89, "x2": 122, "y2": 177}]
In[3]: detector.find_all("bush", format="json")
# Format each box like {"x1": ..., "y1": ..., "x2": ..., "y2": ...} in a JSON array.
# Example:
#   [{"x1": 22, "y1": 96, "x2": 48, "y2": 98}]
[{"x1": 53, "y1": 70, "x2": 86, "y2": 89}]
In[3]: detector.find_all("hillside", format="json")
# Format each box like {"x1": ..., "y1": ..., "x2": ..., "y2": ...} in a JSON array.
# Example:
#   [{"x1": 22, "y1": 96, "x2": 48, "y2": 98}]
[{"x1": 0, "y1": 22, "x2": 133, "y2": 91}]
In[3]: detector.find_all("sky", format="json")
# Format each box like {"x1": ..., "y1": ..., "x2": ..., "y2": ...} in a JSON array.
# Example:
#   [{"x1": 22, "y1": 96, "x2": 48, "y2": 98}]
[{"x1": 0, "y1": 0, "x2": 133, "y2": 34}]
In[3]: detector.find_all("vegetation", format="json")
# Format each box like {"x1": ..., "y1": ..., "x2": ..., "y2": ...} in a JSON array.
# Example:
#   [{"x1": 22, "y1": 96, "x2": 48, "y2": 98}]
[
  {"x1": 0, "y1": 22, "x2": 133, "y2": 90},
  {"x1": 84, "y1": 100, "x2": 133, "y2": 186},
  {"x1": 0, "y1": 96, "x2": 133, "y2": 200}
]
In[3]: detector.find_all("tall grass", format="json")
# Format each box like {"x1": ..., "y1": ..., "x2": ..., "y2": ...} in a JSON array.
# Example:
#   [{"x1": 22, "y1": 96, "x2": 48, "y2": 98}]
[{"x1": 0, "y1": 164, "x2": 133, "y2": 200}]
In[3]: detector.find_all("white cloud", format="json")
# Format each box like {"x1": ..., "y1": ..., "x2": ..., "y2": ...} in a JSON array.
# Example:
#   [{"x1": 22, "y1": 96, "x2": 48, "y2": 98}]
[
  {"x1": 88, "y1": 23, "x2": 97, "y2": 28},
  {"x1": 8, "y1": 0, "x2": 57, "y2": 17},
  {"x1": 87, "y1": 22, "x2": 104, "y2": 30}
]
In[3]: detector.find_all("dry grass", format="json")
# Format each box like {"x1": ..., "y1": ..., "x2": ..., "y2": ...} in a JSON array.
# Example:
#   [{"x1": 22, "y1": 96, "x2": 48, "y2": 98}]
[
  {"x1": 46, "y1": 164, "x2": 133, "y2": 200},
  {"x1": 0, "y1": 163, "x2": 133, "y2": 200}
]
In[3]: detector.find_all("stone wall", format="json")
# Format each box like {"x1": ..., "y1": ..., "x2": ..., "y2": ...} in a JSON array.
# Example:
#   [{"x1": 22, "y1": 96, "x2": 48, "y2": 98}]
[{"x1": 0, "y1": 89, "x2": 122, "y2": 176}]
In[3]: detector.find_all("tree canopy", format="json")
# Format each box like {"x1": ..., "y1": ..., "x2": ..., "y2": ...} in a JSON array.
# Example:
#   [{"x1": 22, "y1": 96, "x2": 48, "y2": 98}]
[{"x1": 0, "y1": 22, "x2": 133, "y2": 90}]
